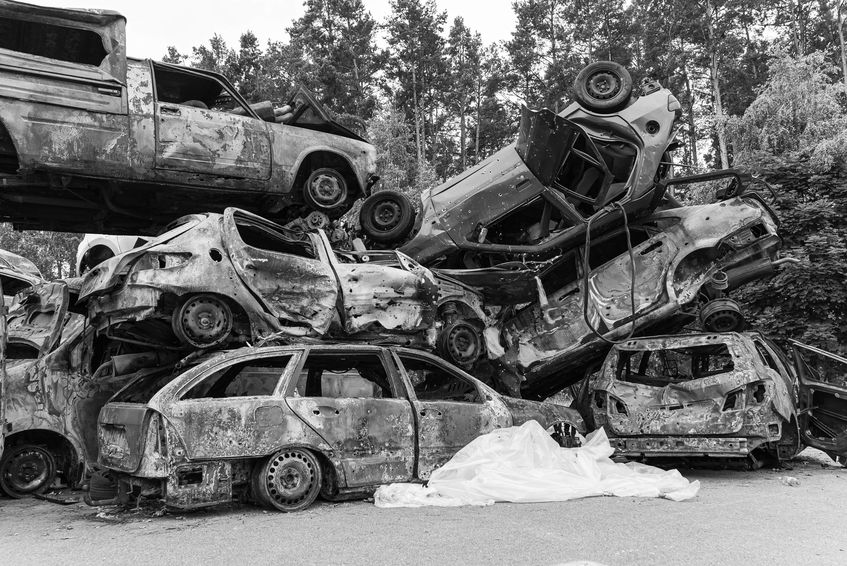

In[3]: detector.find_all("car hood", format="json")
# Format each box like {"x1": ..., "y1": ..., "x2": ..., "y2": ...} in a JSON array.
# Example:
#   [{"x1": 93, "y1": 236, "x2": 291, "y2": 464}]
[{"x1": 499, "y1": 396, "x2": 585, "y2": 432}]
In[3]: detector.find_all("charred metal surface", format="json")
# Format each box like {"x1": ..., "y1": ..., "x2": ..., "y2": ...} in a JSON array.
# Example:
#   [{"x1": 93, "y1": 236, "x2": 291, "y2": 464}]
[
  {"x1": 589, "y1": 332, "x2": 797, "y2": 460},
  {"x1": 0, "y1": 1, "x2": 376, "y2": 233},
  {"x1": 93, "y1": 344, "x2": 585, "y2": 510},
  {"x1": 492, "y1": 197, "x2": 784, "y2": 399}
]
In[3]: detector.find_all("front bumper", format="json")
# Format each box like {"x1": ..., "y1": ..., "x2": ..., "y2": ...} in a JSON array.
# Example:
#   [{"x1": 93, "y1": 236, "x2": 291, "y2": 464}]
[{"x1": 609, "y1": 436, "x2": 762, "y2": 458}]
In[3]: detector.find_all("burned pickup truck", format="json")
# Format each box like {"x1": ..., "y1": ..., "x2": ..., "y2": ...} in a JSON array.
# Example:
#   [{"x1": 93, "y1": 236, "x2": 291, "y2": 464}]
[
  {"x1": 89, "y1": 343, "x2": 584, "y2": 512},
  {"x1": 586, "y1": 332, "x2": 847, "y2": 467},
  {"x1": 0, "y1": 0, "x2": 376, "y2": 234}
]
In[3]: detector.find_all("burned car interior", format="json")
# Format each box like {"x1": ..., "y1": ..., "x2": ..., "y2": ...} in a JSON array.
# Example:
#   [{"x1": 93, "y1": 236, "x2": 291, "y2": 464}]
[
  {"x1": 615, "y1": 343, "x2": 736, "y2": 386},
  {"x1": 0, "y1": 15, "x2": 107, "y2": 66}
]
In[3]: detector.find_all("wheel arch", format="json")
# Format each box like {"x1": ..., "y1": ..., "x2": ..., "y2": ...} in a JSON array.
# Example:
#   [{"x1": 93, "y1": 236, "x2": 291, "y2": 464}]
[
  {"x1": 291, "y1": 149, "x2": 364, "y2": 199},
  {"x1": 1, "y1": 428, "x2": 85, "y2": 487},
  {"x1": 0, "y1": 118, "x2": 20, "y2": 174}
]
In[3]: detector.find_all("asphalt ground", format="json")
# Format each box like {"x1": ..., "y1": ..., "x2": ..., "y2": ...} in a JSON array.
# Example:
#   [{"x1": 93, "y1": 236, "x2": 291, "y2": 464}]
[{"x1": 1, "y1": 448, "x2": 845, "y2": 566}]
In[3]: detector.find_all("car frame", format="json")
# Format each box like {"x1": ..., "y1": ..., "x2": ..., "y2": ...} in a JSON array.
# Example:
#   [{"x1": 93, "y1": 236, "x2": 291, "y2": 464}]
[
  {"x1": 89, "y1": 343, "x2": 585, "y2": 511},
  {"x1": 585, "y1": 331, "x2": 847, "y2": 466},
  {"x1": 0, "y1": 0, "x2": 377, "y2": 234}
]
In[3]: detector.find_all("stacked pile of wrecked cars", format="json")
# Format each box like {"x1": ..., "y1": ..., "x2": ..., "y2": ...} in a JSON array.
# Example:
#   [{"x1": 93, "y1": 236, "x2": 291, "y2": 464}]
[{"x1": 0, "y1": 0, "x2": 845, "y2": 513}]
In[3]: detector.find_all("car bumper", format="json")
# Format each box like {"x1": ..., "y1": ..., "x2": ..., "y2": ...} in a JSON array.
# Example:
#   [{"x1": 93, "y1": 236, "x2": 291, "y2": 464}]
[{"x1": 609, "y1": 436, "x2": 761, "y2": 458}]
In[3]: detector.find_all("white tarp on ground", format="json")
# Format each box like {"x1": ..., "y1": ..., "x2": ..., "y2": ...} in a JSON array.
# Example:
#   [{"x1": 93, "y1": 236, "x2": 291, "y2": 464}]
[{"x1": 374, "y1": 420, "x2": 700, "y2": 508}]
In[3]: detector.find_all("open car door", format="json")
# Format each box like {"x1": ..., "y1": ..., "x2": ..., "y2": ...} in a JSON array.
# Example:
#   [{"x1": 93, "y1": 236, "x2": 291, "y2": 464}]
[{"x1": 790, "y1": 340, "x2": 847, "y2": 464}]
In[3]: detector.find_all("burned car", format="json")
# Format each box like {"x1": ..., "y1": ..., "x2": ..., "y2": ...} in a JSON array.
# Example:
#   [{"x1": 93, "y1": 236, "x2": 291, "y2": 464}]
[
  {"x1": 0, "y1": 0, "x2": 376, "y2": 234},
  {"x1": 476, "y1": 195, "x2": 792, "y2": 399},
  {"x1": 0, "y1": 281, "x2": 168, "y2": 497},
  {"x1": 586, "y1": 332, "x2": 847, "y2": 466},
  {"x1": 78, "y1": 208, "x2": 487, "y2": 365},
  {"x1": 358, "y1": 62, "x2": 680, "y2": 267},
  {"x1": 0, "y1": 248, "x2": 43, "y2": 300},
  {"x1": 89, "y1": 343, "x2": 584, "y2": 511}
]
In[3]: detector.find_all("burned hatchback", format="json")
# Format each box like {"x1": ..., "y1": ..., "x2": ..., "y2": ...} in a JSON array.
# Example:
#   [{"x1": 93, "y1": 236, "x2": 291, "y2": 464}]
[
  {"x1": 89, "y1": 344, "x2": 584, "y2": 511},
  {"x1": 588, "y1": 332, "x2": 847, "y2": 467}
]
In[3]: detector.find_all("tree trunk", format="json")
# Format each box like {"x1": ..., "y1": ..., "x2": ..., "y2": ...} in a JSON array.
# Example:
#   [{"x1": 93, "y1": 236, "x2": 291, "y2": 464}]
[
  {"x1": 706, "y1": 0, "x2": 730, "y2": 168},
  {"x1": 412, "y1": 65, "x2": 422, "y2": 165},
  {"x1": 459, "y1": 95, "x2": 467, "y2": 171},
  {"x1": 475, "y1": 73, "x2": 481, "y2": 164},
  {"x1": 839, "y1": 2, "x2": 847, "y2": 85},
  {"x1": 682, "y1": 65, "x2": 699, "y2": 166}
]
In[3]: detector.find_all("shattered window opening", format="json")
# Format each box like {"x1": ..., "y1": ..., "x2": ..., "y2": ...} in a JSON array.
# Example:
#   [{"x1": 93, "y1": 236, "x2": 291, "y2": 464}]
[
  {"x1": 233, "y1": 213, "x2": 317, "y2": 259},
  {"x1": 795, "y1": 347, "x2": 847, "y2": 388},
  {"x1": 112, "y1": 368, "x2": 182, "y2": 404},
  {"x1": 617, "y1": 343, "x2": 735, "y2": 386},
  {"x1": 293, "y1": 353, "x2": 393, "y2": 399},
  {"x1": 153, "y1": 64, "x2": 245, "y2": 113},
  {"x1": 586, "y1": 228, "x2": 651, "y2": 270},
  {"x1": 0, "y1": 17, "x2": 107, "y2": 66},
  {"x1": 182, "y1": 356, "x2": 292, "y2": 399},
  {"x1": 399, "y1": 355, "x2": 482, "y2": 404}
]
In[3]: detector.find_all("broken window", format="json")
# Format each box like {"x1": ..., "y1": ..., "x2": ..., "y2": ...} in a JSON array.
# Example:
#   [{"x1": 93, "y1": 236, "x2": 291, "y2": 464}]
[
  {"x1": 113, "y1": 368, "x2": 181, "y2": 404},
  {"x1": 233, "y1": 212, "x2": 317, "y2": 258},
  {"x1": 0, "y1": 17, "x2": 107, "y2": 66},
  {"x1": 399, "y1": 355, "x2": 481, "y2": 403},
  {"x1": 616, "y1": 343, "x2": 736, "y2": 386},
  {"x1": 794, "y1": 347, "x2": 847, "y2": 389},
  {"x1": 292, "y1": 352, "x2": 393, "y2": 399},
  {"x1": 182, "y1": 356, "x2": 292, "y2": 399},
  {"x1": 153, "y1": 63, "x2": 246, "y2": 113},
  {"x1": 483, "y1": 197, "x2": 573, "y2": 246}
]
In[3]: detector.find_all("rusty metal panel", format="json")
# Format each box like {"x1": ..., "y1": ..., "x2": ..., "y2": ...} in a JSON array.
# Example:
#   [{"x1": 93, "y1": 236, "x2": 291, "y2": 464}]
[{"x1": 165, "y1": 460, "x2": 232, "y2": 509}]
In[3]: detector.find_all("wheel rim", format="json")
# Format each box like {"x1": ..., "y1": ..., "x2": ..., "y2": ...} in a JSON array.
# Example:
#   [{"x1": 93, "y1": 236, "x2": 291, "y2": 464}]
[
  {"x1": 264, "y1": 451, "x2": 318, "y2": 509},
  {"x1": 174, "y1": 295, "x2": 232, "y2": 348},
  {"x1": 703, "y1": 309, "x2": 744, "y2": 332},
  {"x1": 372, "y1": 200, "x2": 402, "y2": 231},
  {"x1": 307, "y1": 172, "x2": 347, "y2": 208},
  {"x1": 445, "y1": 323, "x2": 481, "y2": 366},
  {"x1": 586, "y1": 71, "x2": 621, "y2": 100},
  {"x1": 2, "y1": 447, "x2": 53, "y2": 496},
  {"x1": 305, "y1": 211, "x2": 330, "y2": 230}
]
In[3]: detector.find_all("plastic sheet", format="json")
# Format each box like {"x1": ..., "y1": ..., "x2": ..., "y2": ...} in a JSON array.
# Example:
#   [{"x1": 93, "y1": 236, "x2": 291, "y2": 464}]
[{"x1": 374, "y1": 420, "x2": 699, "y2": 508}]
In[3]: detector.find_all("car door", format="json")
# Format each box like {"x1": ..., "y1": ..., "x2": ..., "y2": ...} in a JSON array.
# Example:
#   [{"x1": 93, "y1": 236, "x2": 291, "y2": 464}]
[
  {"x1": 221, "y1": 208, "x2": 339, "y2": 335},
  {"x1": 5, "y1": 281, "x2": 68, "y2": 355},
  {"x1": 393, "y1": 350, "x2": 508, "y2": 479},
  {"x1": 151, "y1": 62, "x2": 271, "y2": 182},
  {"x1": 163, "y1": 352, "x2": 298, "y2": 460},
  {"x1": 284, "y1": 348, "x2": 416, "y2": 487},
  {"x1": 790, "y1": 340, "x2": 847, "y2": 463}
]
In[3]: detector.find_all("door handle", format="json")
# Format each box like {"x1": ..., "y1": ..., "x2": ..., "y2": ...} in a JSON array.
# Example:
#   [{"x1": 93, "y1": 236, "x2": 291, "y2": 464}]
[{"x1": 160, "y1": 105, "x2": 181, "y2": 115}]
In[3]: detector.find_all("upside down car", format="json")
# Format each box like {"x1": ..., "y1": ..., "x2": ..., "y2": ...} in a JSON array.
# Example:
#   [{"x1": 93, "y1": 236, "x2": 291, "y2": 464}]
[{"x1": 358, "y1": 61, "x2": 680, "y2": 268}]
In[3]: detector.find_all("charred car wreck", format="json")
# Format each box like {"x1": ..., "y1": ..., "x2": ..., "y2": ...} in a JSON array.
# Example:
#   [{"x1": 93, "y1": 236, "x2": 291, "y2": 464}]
[
  {"x1": 586, "y1": 332, "x2": 847, "y2": 467},
  {"x1": 0, "y1": 0, "x2": 377, "y2": 234},
  {"x1": 88, "y1": 344, "x2": 584, "y2": 511}
]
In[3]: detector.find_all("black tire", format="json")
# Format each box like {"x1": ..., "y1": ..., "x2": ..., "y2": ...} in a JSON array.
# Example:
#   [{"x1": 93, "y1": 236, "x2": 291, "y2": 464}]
[
  {"x1": 359, "y1": 191, "x2": 416, "y2": 244},
  {"x1": 253, "y1": 449, "x2": 322, "y2": 512},
  {"x1": 700, "y1": 298, "x2": 745, "y2": 332},
  {"x1": 437, "y1": 319, "x2": 483, "y2": 367},
  {"x1": 0, "y1": 444, "x2": 57, "y2": 498},
  {"x1": 303, "y1": 168, "x2": 349, "y2": 215},
  {"x1": 573, "y1": 61, "x2": 633, "y2": 114}
]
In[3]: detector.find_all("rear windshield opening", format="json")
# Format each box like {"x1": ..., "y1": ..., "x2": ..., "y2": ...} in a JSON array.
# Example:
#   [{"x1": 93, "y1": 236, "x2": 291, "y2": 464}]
[
  {"x1": 617, "y1": 343, "x2": 735, "y2": 386},
  {"x1": 0, "y1": 17, "x2": 107, "y2": 66},
  {"x1": 234, "y1": 214, "x2": 317, "y2": 259}
]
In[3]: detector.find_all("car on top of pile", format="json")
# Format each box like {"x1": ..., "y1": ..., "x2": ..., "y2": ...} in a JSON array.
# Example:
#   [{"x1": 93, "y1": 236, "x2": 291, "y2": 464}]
[{"x1": 0, "y1": 0, "x2": 377, "y2": 234}]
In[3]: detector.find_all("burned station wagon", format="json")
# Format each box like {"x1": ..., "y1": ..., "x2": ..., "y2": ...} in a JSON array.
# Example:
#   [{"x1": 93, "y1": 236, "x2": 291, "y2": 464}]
[
  {"x1": 587, "y1": 332, "x2": 847, "y2": 467},
  {"x1": 89, "y1": 344, "x2": 585, "y2": 511},
  {"x1": 0, "y1": 0, "x2": 376, "y2": 234},
  {"x1": 359, "y1": 62, "x2": 680, "y2": 268},
  {"x1": 482, "y1": 195, "x2": 792, "y2": 400},
  {"x1": 78, "y1": 208, "x2": 486, "y2": 365}
]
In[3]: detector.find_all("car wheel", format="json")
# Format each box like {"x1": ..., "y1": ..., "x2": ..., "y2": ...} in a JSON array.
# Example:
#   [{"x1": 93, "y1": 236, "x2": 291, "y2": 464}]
[
  {"x1": 359, "y1": 191, "x2": 416, "y2": 244},
  {"x1": 253, "y1": 449, "x2": 322, "y2": 512},
  {"x1": 172, "y1": 294, "x2": 233, "y2": 349},
  {"x1": 700, "y1": 298, "x2": 745, "y2": 332},
  {"x1": 303, "y1": 168, "x2": 349, "y2": 214},
  {"x1": 573, "y1": 61, "x2": 633, "y2": 114},
  {"x1": 437, "y1": 319, "x2": 483, "y2": 367},
  {"x1": 0, "y1": 444, "x2": 57, "y2": 498}
]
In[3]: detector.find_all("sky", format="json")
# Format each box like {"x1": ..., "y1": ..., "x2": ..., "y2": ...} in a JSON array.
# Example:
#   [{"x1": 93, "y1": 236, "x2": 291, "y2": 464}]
[{"x1": 31, "y1": 0, "x2": 517, "y2": 59}]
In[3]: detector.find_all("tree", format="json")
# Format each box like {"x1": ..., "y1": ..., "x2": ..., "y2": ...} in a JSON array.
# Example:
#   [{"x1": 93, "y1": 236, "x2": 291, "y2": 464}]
[
  {"x1": 0, "y1": 225, "x2": 80, "y2": 279},
  {"x1": 446, "y1": 17, "x2": 482, "y2": 171}
]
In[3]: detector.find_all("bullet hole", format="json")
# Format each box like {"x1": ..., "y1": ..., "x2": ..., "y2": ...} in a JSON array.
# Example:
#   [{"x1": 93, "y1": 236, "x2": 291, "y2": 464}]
[{"x1": 209, "y1": 249, "x2": 223, "y2": 262}]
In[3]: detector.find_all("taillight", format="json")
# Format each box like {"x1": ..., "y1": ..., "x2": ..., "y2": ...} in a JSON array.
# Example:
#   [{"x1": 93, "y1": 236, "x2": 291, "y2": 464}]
[
  {"x1": 722, "y1": 389, "x2": 743, "y2": 411},
  {"x1": 593, "y1": 390, "x2": 606, "y2": 409},
  {"x1": 746, "y1": 381, "x2": 767, "y2": 405}
]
